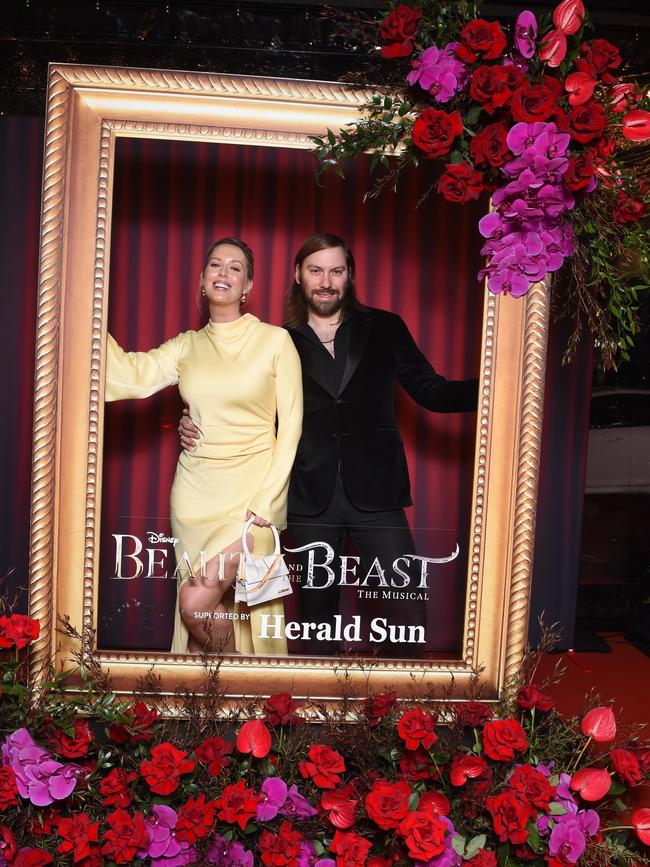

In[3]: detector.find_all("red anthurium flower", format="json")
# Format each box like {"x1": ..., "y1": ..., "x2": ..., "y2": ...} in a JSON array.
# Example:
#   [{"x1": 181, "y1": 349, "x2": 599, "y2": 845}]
[
  {"x1": 552, "y1": 0, "x2": 585, "y2": 35},
  {"x1": 581, "y1": 706, "x2": 616, "y2": 741},
  {"x1": 570, "y1": 768, "x2": 611, "y2": 801},
  {"x1": 419, "y1": 791, "x2": 451, "y2": 816},
  {"x1": 610, "y1": 82, "x2": 639, "y2": 113},
  {"x1": 622, "y1": 110, "x2": 650, "y2": 142},
  {"x1": 321, "y1": 786, "x2": 359, "y2": 829},
  {"x1": 450, "y1": 755, "x2": 489, "y2": 786},
  {"x1": 236, "y1": 719, "x2": 272, "y2": 758},
  {"x1": 539, "y1": 29, "x2": 567, "y2": 67},
  {"x1": 632, "y1": 808, "x2": 650, "y2": 845},
  {"x1": 564, "y1": 72, "x2": 596, "y2": 106}
]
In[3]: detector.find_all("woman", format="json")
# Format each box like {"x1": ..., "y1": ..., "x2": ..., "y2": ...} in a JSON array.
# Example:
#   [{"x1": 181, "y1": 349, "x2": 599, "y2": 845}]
[{"x1": 104, "y1": 238, "x2": 302, "y2": 655}]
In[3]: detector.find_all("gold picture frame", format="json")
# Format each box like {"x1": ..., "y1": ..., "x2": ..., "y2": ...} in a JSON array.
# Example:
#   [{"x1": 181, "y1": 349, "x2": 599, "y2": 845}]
[{"x1": 28, "y1": 62, "x2": 549, "y2": 705}]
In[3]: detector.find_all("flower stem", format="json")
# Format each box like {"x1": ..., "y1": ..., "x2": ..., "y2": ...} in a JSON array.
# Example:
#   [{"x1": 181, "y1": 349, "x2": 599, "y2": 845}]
[{"x1": 570, "y1": 736, "x2": 591, "y2": 772}]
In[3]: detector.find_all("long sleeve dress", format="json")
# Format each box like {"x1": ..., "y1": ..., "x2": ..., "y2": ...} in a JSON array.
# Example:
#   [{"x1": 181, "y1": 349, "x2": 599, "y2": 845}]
[{"x1": 104, "y1": 313, "x2": 303, "y2": 655}]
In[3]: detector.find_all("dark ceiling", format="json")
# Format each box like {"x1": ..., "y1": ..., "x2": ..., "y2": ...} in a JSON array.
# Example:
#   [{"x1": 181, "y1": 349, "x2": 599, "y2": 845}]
[{"x1": 2, "y1": 0, "x2": 649, "y2": 115}]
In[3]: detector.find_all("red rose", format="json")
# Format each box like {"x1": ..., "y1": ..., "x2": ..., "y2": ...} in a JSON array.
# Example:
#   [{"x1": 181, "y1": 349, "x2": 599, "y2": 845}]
[
  {"x1": 367, "y1": 859, "x2": 394, "y2": 867},
  {"x1": 470, "y1": 123, "x2": 511, "y2": 168},
  {"x1": 216, "y1": 780, "x2": 259, "y2": 831},
  {"x1": 140, "y1": 742, "x2": 195, "y2": 795},
  {"x1": 0, "y1": 613, "x2": 40, "y2": 649},
  {"x1": 510, "y1": 82, "x2": 558, "y2": 123},
  {"x1": 108, "y1": 700, "x2": 159, "y2": 745},
  {"x1": 563, "y1": 155, "x2": 595, "y2": 191},
  {"x1": 50, "y1": 719, "x2": 93, "y2": 759},
  {"x1": 438, "y1": 162, "x2": 484, "y2": 204},
  {"x1": 581, "y1": 706, "x2": 616, "y2": 741},
  {"x1": 299, "y1": 744, "x2": 346, "y2": 789},
  {"x1": 56, "y1": 814, "x2": 100, "y2": 863},
  {"x1": 579, "y1": 39, "x2": 622, "y2": 79},
  {"x1": 638, "y1": 748, "x2": 650, "y2": 773},
  {"x1": 264, "y1": 693, "x2": 302, "y2": 726},
  {"x1": 399, "y1": 747, "x2": 436, "y2": 781},
  {"x1": 259, "y1": 820, "x2": 303, "y2": 867},
  {"x1": 236, "y1": 719, "x2": 272, "y2": 758},
  {"x1": 321, "y1": 785, "x2": 359, "y2": 829},
  {"x1": 12, "y1": 851, "x2": 54, "y2": 867},
  {"x1": 397, "y1": 708, "x2": 438, "y2": 750},
  {"x1": 99, "y1": 768, "x2": 137, "y2": 808},
  {"x1": 450, "y1": 755, "x2": 489, "y2": 786},
  {"x1": 612, "y1": 190, "x2": 649, "y2": 224},
  {"x1": 569, "y1": 101, "x2": 608, "y2": 143},
  {"x1": 633, "y1": 809, "x2": 650, "y2": 845},
  {"x1": 467, "y1": 851, "x2": 498, "y2": 867},
  {"x1": 509, "y1": 764, "x2": 555, "y2": 810},
  {"x1": 399, "y1": 810, "x2": 447, "y2": 861},
  {"x1": 101, "y1": 809, "x2": 148, "y2": 863},
  {"x1": 571, "y1": 768, "x2": 611, "y2": 801},
  {"x1": 610, "y1": 749, "x2": 642, "y2": 786},
  {"x1": 363, "y1": 691, "x2": 397, "y2": 727},
  {"x1": 486, "y1": 792, "x2": 535, "y2": 844},
  {"x1": 0, "y1": 824, "x2": 17, "y2": 863},
  {"x1": 553, "y1": 0, "x2": 585, "y2": 35},
  {"x1": 379, "y1": 5, "x2": 422, "y2": 59},
  {"x1": 454, "y1": 702, "x2": 494, "y2": 727},
  {"x1": 330, "y1": 830, "x2": 373, "y2": 867},
  {"x1": 456, "y1": 19, "x2": 507, "y2": 63},
  {"x1": 176, "y1": 793, "x2": 217, "y2": 843},
  {"x1": 469, "y1": 66, "x2": 512, "y2": 114},
  {"x1": 482, "y1": 719, "x2": 528, "y2": 761},
  {"x1": 0, "y1": 767, "x2": 18, "y2": 810},
  {"x1": 412, "y1": 109, "x2": 463, "y2": 159},
  {"x1": 365, "y1": 780, "x2": 411, "y2": 830},
  {"x1": 517, "y1": 685, "x2": 556, "y2": 712},
  {"x1": 195, "y1": 735, "x2": 233, "y2": 775}
]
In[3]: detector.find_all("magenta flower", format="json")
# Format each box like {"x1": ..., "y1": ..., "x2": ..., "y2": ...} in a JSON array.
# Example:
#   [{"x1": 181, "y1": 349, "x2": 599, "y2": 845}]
[
  {"x1": 514, "y1": 11, "x2": 538, "y2": 59},
  {"x1": 3, "y1": 727, "x2": 80, "y2": 806},
  {"x1": 281, "y1": 784, "x2": 318, "y2": 820},
  {"x1": 549, "y1": 819, "x2": 587, "y2": 862},
  {"x1": 407, "y1": 43, "x2": 468, "y2": 102},
  {"x1": 206, "y1": 836, "x2": 254, "y2": 867},
  {"x1": 256, "y1": 777, "x2": 288, "y2": 821},
  {"x1": 138, "y1": 804, "x2": 195, "y2": 866}
]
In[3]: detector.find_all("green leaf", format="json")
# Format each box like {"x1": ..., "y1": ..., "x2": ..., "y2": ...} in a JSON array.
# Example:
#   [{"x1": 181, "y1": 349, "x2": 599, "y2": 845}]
[
  {"x1": 527, "y1": 823, "x2": 544, "y2": 854},
  {"x1": 327, "y1": 129, "x2": 336, "y2": 148},
  {"x1": 465, "y1": 835, "x2": 487, "y2": 859},
  {"x1": 496, "y1": 842, "x2": 511, "y2": 867},
  {"x1": 408, "y1": 791, "x2": 420, "y2": 811},
  {"x1": 609, "y1": 780, "x2": 626, "y2": 797},
  {"x1": 549, "y1": 802, "x2": 567, "y2": 816},
  {"x1": 465, "y1": 105, "x2": 482, "y2": 126},
  {"x1": 452, "y1": 836, "x2": 466, "y2": 857}
]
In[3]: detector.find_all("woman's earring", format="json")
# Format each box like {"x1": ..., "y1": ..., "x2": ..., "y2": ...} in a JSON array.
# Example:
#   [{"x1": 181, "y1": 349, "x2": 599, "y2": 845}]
[
  {"x1": 241, "y1": 293, "x2": 248, "y2": 304},
  {"x1": 201, "y1": 285, "x2": 206, "y2": 296}
]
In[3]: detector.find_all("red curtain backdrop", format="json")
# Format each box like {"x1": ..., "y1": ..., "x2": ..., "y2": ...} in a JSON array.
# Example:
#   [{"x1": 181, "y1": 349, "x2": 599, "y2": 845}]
[
  {"x1": 99, "y1": 137, "x2": 483, "y2": 652},
  {"x1": 0, "y1": 117, "x2": 591, "y2": 653}
]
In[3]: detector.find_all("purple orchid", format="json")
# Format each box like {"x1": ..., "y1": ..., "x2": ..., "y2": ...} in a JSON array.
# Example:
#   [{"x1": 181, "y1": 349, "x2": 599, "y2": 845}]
[
  {"x1": 138, "y1": 805, "x2": 195, "y2": 866},
  {"x1": 206, "y1": 836, "x2": 254, "y2": 867},
  {"x1": 407, "y1": 43, "x2": 468, "y2": 103},
  {"x1": 3, "y1": 727, "x2": 80, "y2": 806},
  {"x1": 297, "y1": 840, "x2": 336, "y2": 867},
  {"x1": 256, "y1": 776, "x2": 288, "y2": 821},
  {"x1": 281, "y1": 784, "x2": 318, "y2": 820},
  {"x1": 514, "y1": 11, "x2": 538, "y2": 59},
  {"x1": 549, "y1": 818, "x2": 588, "y2": 863}
]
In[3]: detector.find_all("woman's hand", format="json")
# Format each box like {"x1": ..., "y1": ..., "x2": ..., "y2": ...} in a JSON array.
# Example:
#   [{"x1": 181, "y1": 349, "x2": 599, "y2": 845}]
[
  {"x1": 245, "y1": 509, "x2": 271, "y2": 528},
  {"x1": 179, "y1": 407, "x2": 201, "y2": 451}
]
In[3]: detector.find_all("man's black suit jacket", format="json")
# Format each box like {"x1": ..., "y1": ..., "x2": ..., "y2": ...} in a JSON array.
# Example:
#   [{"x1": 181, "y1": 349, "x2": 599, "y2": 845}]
[{"x1": 287, "y1": 306, "x2": 478, "y2": 515}]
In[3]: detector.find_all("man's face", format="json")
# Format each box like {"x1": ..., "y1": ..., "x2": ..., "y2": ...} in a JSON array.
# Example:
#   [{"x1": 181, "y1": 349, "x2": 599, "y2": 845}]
[{"x1": 297, "y1": 246, "x2": 349, "y2": 318}]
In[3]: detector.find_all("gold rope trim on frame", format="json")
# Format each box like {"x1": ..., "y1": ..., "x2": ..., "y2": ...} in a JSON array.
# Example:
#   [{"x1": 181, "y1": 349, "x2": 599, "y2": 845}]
[
  {"x1": 29, "y1": 68, "x2": 70, "y2": 674},
  {"x1": 503, "y1": 278, "x2": 550, "y2": 686}
]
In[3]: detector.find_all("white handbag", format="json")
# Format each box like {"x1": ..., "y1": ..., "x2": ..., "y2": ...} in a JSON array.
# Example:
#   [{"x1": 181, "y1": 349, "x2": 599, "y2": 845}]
[{"x1": 234, "y1": 517, "x2": 292, "y2": 607}]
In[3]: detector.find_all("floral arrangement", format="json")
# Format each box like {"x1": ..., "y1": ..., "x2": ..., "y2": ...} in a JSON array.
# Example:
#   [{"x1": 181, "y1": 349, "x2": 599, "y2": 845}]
[
  {"x1": 1, "y1": 613, "x2": 650, "y2": 867},
  {"x1": 314, "y1": 0, "x2": 650, "y2": 366}
]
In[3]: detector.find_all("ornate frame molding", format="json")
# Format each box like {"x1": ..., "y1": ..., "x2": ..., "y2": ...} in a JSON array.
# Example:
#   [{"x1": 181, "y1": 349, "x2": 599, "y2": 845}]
[{"x1": 29, "y1": 63, "x2": 549, "y2": 703}]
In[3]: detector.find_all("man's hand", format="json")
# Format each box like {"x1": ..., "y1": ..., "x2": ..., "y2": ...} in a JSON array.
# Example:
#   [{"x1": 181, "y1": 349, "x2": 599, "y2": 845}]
[{"x1": 179, "y1": 408, "x2": 200, "y2": 451}]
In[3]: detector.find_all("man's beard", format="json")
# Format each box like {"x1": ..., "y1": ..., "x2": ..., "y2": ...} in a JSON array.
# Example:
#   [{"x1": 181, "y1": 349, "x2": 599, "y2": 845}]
[{"x1": 304, "y1": 280, "x2": 350, "y2": 318}]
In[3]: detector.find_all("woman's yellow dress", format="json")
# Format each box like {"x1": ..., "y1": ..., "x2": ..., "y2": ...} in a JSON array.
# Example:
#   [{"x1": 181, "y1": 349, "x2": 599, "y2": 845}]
[{"x1": 104, "y1": 313, "x2": 302, "y2": 655}]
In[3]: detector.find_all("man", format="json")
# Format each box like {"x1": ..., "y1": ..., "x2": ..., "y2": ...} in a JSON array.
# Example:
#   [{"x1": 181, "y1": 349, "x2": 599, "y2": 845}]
[{"x1": 180, "y1": 233, "x2": 477, "y2": 656}]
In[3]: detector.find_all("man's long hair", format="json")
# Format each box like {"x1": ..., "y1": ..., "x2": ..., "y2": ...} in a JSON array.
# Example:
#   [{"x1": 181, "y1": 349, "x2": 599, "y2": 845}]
[{"x1": 285, "y1": 233, "x2": 362, "y2": 328}]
